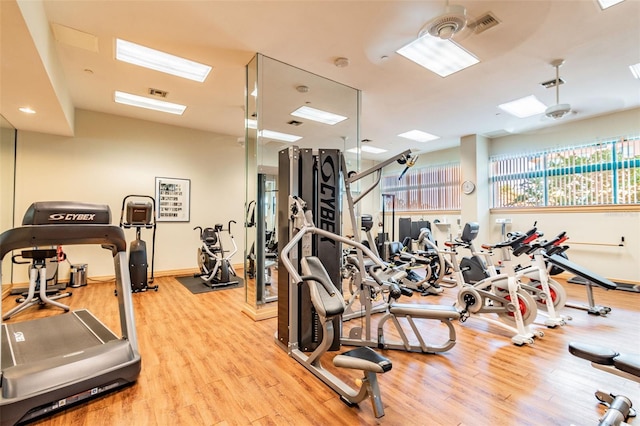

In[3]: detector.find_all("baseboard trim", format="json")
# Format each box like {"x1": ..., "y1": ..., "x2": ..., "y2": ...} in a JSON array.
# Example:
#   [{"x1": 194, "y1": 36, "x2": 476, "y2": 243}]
[{"x1": 241, "y1": 302, "x2": 277, "y2": 321}]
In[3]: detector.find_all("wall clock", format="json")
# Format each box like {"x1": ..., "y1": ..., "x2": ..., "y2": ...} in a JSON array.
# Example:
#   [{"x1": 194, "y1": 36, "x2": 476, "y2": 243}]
[{"x1": 462, "y1": 180, "x2": 476, "y2": 195}]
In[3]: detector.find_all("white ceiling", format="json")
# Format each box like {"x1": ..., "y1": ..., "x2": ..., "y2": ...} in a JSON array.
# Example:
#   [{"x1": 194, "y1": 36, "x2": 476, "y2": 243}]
[{"x1": 1, "y1": 0, "x2": 639, "y2": 158}]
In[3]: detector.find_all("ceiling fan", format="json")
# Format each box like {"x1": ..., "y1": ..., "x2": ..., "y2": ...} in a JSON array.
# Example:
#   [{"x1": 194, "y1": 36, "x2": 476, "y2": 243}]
[
  {"x1": 417, "y1": 1, "x2": 499, "y2": 42},
  {"x1": 545, "y1": 59, "x2": 572, "y2": 119},
  {"x1": 419, "y1": 2, "x2": 468, "y2": 40}
]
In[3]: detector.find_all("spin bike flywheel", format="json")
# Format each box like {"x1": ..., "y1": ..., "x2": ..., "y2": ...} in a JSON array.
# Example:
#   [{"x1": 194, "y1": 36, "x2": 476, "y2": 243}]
[{"x1": 493, "y1": 288, "x2": 538, "y2": 327}]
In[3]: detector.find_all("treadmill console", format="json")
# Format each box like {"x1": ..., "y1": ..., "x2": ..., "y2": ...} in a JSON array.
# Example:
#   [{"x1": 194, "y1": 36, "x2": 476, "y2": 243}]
[{"x1": 22, "y1": 201, "x2": 111, "y2": 225}]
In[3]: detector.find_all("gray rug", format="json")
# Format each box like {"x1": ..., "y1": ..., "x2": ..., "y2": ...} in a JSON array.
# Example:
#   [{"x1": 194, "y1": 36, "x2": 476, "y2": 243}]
[{"x1": 176, "y1": 275, "x2": 244, "y2": 294}]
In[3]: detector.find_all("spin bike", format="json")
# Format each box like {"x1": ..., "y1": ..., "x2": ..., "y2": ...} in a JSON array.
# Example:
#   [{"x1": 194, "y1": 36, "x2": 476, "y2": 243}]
[
  {"x1": 465, "y1": 224, "x2": 570, "y2": 328},
  {"x1": 193, "y1": 220, "x2": 239, "y2": 288},
  {"x1": 444, "y1": 226, "x2": 544, "y2": 346},
  {"x1": 3, "y1": 248, "x2": 72, "y2": 320}
]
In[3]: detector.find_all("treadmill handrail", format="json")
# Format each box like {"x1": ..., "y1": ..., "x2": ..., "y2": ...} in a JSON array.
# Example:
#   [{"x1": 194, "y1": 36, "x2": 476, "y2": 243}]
[{"x1": 0, "y1": 224, "x2": 127, "y2": 260}]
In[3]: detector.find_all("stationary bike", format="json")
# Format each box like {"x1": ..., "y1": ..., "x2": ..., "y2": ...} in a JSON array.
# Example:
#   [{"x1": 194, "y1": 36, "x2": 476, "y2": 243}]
[
  {"x1": 3, "y1": 248, "x2": 72, "y2": 320},
  {"x1": 444, "y1": 225, "x2": 543, "y2": 346},
  {"x1": 193, "y1": 220, "x2": 239, "y2": 288},
  {"x1": 119, "y1": 195, "x2": 158, "y2": 292}
]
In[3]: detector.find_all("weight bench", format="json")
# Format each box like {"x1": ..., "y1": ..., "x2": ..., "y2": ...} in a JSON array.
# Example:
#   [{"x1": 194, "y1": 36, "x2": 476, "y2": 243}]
[
  {"x1": 569, "y1": 342, "x2": 640, "y2": 426},
  {"x1": 377, "y1": 302, "x2": 459, "y2": 353},
  {"x1": 342, "y1": 255, "x2": 459, "y2": 353},
  {"x1": 546, "y1": 253, "x2": 617, "y2": 316}
]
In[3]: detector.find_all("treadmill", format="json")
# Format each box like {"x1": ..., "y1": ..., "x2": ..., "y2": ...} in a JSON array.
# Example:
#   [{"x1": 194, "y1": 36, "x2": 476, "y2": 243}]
[{"x1": 1, "y1": 201, "x2": 141, "y2": 425}]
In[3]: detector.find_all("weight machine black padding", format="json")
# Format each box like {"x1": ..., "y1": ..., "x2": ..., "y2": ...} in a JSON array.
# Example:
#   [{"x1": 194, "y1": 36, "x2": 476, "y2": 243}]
[{"x1": 546, "y1": 253, "x2": 617, "y2": 290}]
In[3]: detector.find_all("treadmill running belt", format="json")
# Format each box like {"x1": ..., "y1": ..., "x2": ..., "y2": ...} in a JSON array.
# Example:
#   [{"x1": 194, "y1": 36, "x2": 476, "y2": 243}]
[{"x1": 1, "y1": 310, "x2": 118, "y2": 368}]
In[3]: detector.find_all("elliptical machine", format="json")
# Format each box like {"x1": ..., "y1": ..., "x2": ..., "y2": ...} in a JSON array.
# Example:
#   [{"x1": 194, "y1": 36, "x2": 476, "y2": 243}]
[
  {"x1": 119, "y1": 195, "x2": 158, "y2": 292},
  {"x1": 193, "y1": 220, "x2": 239, "y2": 288}
]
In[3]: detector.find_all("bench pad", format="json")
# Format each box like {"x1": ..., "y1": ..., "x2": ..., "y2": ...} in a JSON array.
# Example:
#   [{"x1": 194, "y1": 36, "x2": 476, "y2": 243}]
[
  {"x1": 569, "y1": 342, "x2": 618, "y2": 365},
  {"x1": 390, "y1": 303, "x2": 460, "y2": 320},
  {"x1": 333, "y1": 346, "x2": 392, "y2": 373}
]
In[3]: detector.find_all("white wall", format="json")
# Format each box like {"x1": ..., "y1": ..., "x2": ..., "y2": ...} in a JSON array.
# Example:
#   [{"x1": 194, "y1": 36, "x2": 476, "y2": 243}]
[{"x1": 10, "y1": 109, "x2": 245, "y2": 283}]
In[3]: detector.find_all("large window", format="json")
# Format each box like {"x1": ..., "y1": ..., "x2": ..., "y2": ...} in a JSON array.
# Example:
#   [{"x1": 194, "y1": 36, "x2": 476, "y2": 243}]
[
  {"x1": 489, "y1": 136, "x2": 640, "y2": 208},
  {"x1": 381, "y1": 162, "x2": 460, "y2": 211}
]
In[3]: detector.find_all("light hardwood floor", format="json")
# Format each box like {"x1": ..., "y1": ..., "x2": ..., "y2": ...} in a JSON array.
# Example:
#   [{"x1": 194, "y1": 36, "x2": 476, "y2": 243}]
[{"x1": 2, "y1": 274, "x2": 639, "y2": 426}]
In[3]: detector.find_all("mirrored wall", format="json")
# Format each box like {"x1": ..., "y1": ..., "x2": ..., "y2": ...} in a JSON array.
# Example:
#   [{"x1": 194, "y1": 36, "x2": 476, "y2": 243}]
[
  {"x1": 1, "y1": 115, "x2": 17, "y2": 295},
  {"x1": 243, "y1": 54, "x2": 361, "y2": 320}
]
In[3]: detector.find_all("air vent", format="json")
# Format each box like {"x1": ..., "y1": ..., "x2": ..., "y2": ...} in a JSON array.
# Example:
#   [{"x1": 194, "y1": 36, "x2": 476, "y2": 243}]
[
  {"x1": 148, "y1": 88, "x2": 168, "y2": 98},
  {"x1": 540, "y1": 78, "x2": 566, "y2": 89},
  {"x1": 469, "y1": 12, "x2": 500, "y2": 34},
  {"x1": 288, "y1": 120, "x2": 303, "y2": 126}
]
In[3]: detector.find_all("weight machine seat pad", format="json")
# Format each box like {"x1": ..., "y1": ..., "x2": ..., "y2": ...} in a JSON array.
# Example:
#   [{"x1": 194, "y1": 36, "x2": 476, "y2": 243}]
[
  {"x1": 568, "y1": 342, "x2": 618, "y2": 365},
  {"x1": 333, "y1": 346, "x2": 392, "y2": 373},
  {"x1": 390, "y1": 303, "x2": 460, "y2": 320},
  {"x1": 615, "y1": 354, "x2": 640, "y2": 378},
  {"x1": 546, "y1": 254, "x2": 617, "y2": 290},
  {"x1": 300, "y1": 257, "x2": 344, "y2": 319}
]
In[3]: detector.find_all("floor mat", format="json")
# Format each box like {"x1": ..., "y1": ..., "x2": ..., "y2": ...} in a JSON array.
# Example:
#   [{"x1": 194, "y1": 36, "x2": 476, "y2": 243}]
[{"x1": 175, "y1": 275, "x2": 244, "y2": 294}]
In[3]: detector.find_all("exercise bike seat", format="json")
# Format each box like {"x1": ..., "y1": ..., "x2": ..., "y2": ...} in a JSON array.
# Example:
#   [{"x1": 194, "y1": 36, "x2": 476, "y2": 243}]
[
  {"x1": 333, "y1": 346, "x2": 392, "y2": 373},
  {"x1": 301, "y1": 256, "x2": 345, "y2": 319}
]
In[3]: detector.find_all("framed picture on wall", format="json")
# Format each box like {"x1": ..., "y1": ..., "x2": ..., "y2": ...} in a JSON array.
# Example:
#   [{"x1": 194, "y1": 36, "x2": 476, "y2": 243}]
[{"x1": 155, "y1": 177, "x2": 191, "y2": 222}]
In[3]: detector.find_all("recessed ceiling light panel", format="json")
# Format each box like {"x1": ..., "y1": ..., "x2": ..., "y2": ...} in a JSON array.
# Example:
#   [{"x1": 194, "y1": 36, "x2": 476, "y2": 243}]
[
  {"x1": 630, "y1": 63, "x2": 640, "y2": 79},
  {"x1": 259, "y1": 129, "x2": 302, "y2": 143},
  {"x1": 19, "y1": 107, "x2": 36, "y2": 114},
  {"x1": 115, "y1": 39, "x2": 212, "y2": 82},
  {"x1": 291, "y1": 106, "x2": 347, "y2": 125},
  {"x1": 398, "y1": 130, "x2": 440, "y2": 143},
  {"x1": 498, "y1": 95, "x2": 547, "y2": 118},
  {"x1": 114, "y1": 91, "x2": 186, "y2": 115},
  {"x1": 346, "y1": 146, "x2": 388, "y2": 154},
  {"x1": 597, "y1": 0, "x2": 625, "y2": 10},
  {"x1": 397, "y1": 36, "x2": 479, "y2": 77}
]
